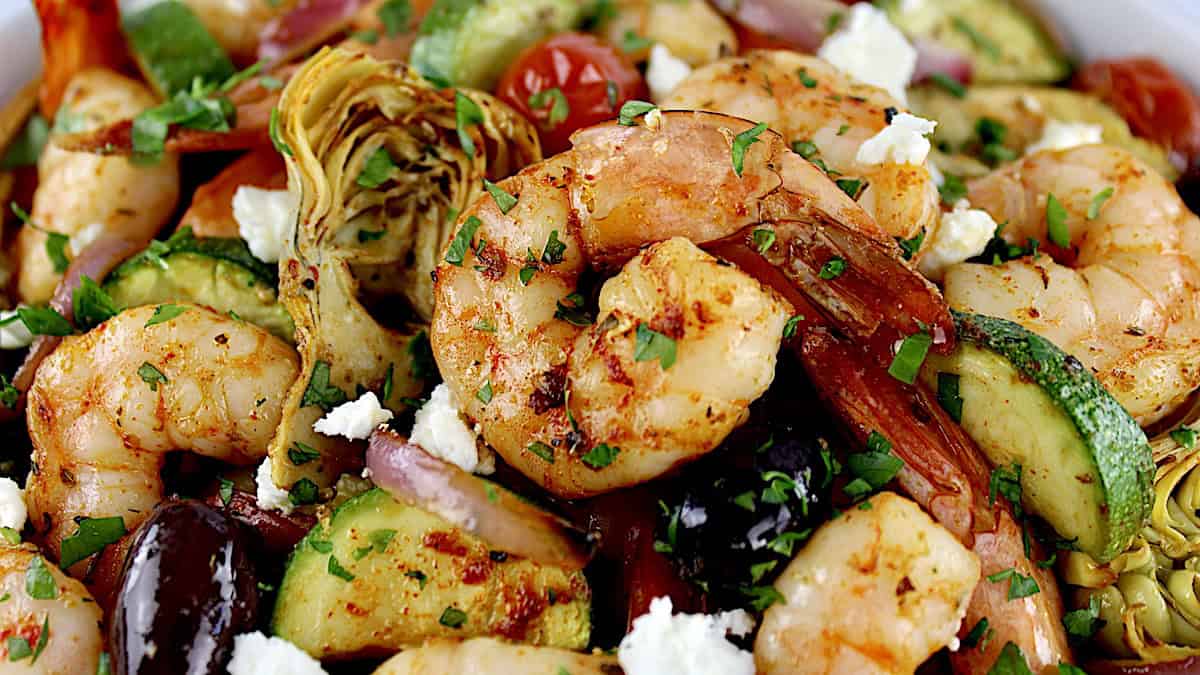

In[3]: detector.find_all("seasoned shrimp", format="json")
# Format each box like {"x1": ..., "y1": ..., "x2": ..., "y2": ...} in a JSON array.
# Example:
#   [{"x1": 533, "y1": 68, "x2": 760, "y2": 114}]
[
  {"x1": 24, "y1": 304, "x2": 298, "y2": 582},
  {"x1": 664, "y1": 51, "x2": 941, "y2": 255},
  {"x1": 0, "y1": 545, "x2": 103, "y2": 674},
  {"x1": 431, "y1": 111, "x2": 952, "y2": 498},
  {"x1": 944, "y1": 144, "x2": 1200, "y2": 425},
  {"x1": 754, "y1": 492, "x2": 980, "y2": 675},
  {"x1": 373, "y1": 638, "x2": 618, "y2": 675},
  {"x1": 18, "y1": 69, "x2": 180, "y2": 304}
]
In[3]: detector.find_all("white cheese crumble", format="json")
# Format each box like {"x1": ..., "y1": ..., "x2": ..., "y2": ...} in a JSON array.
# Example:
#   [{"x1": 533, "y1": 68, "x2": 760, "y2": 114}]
[
  {"x1": 1025, "y1": 120, "x2": 1104, "y2": 155},
  {"x1": 618, "y1": 596, "x2": 756, "y2": 675},
  {"x1": 0, "y1": 309, "x2": 33, "y2": 350},
  {"x1": 313, "y1": 391, "x2": 393, "y2": 440},
  {"x1": 818, "y1": 3, "x2": 917, "y2": 104},
  {"x1": 647, "y1": 43, "x2": 693, "y2": 103},
  {"x1": 410, "y1": 383, "x2": 492, "y2": 475},
  {"x1": 856, "y1": 112, "x2": 937, "y2": 166},
  {"x1": 69, "y1": 222, "x2": 105, "y2": 257},
  {"x1": 255, "y1": 459, "x2": 294, "y2": 515},
  {"x1": 680, "y1": 504, "x2": 707, "y2": 529},
  {"x1": 232, "y1": 186, "x2": 299, "y2": 264},
  {"x1": 227, "y1": 632, "x2": 327, "y2": 675},
  {"x1": 918, "y1": 199, "x2": 998, "y2": 281},
  {"x1": 0, "y1": 478, "x2": 26, "y2": 531}
]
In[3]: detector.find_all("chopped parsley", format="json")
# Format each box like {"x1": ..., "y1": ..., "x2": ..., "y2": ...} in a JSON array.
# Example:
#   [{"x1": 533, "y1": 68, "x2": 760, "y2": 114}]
[
  {"x1": 767, "y1": 530, "x2": 811, "y2": 556},
  {"x1": 356, "y1": 147, "x2": 397, "y2": 189},
  {"x1": 454, "y1": 91, "x2": 485, "y2": 157},
  {"x1": 0, "y1": 376, "x2": 17, "y2": 410},
  {"x1": 936, "y1": 372, "x2": 964, "y2": 422},
  {"x1": 741, "y1": 585, "x2": 785, "y2": 611},
  {"x1": 1045, "y1": 193, "x2": 1069, "y2": 248},
  {"x1": 939, "y1": 173, "x2": 968, "y2": 205},
  {"x1": 133, "y1": 82, "x2": 236, "y2": 161},
  {"x1": 445, "y1": 215, "x2": 481, "y2": 266},
  {"x1": 733, "y1": 491, "x2": 756, "y2": 512},
  {"x1": 73, "y1": 276, "x2": 120, "y2": 330},
  {"x1": 289, "y1": 478, "x2": 320, "y2": 506},
  {"x1": 582, "y1": 443, "x2": 620, "y2": 469},
  {"x1": 618, "y1": 100, "x2": 657, "y2": 126},
  {"x1": 897, "y1": 229, "x2": 925, "y2": 261},
  {"x1": 483, "y1": 179, "x2": 517, "y2": 214},
  {"x1": 10, "y1": 203, "x2": 69, "y2": 274},
  {"x1": 7, "y1": 635, "x2": 31, "y2": 662},
  {"x1": 378, "y1": 0, "x2": 412, "y2": 37},
  {"x1": 962, "y1": 617, "x2": 991, "y2": 649},
  {"x1": 59, "y1": 516, "x2": 127, "y2": 569},
  {"x1": 301, "y1": 360, "x2": 349, "y2": 411},
  {"x1": 144, "y1": 304, "x2": 188, "y2": 327},
  {"x1": 327, "y1": 555, "x2": 355, "y2": 581},
  {"x1": 137, "y1": 362, "x2": 168, "y2": 392},
  {"x1": 791, "y1": 139, "x2": 818, "y2": 159},
  {"x1": 619, "y1": 30, "x2": 652, "y2": 53},
  {"x1": 528, "y1": 88, "x2": 570, "y2": 128},
  {"x1": 0, "y1": 528, "x2": 18, "y2": 545},
  {"x1": 358, "y1": 228, "x2": 386, "y2": 243},
  {"x1": 749, "y1": 560, "x2": 777, "y2": 583},
  {"x1": 989, "y1": 463, "x2": 1023, "y2": 518},
  {"x1": 528, "y1": 442, "x2": 555, "y2": 463},
  {"x1": 929, "y1": 72, "x2": 967, "y2": 98},
  {"x1": 408, "y1": 330, "x2": 437, "y2": 380},
  {"x1": 796, "y1": 68, "x2": 818, "y2": 88},
  {"x1": 753, "y1": 228, "x2": 776, "y2": 254},
  {"x1": 731, "y1": 122, "x2": 768, "y2": 177},
  {"x1": 633, "y1": 323, "x2": 677, "y2": 369},
  {"x1": 24, "y1": 556, "x2": 57, "y2": 599},
  {"x1": 988, "y1": 641, "x2": 1033, "y2": 674},
  {"x1": 218, "y1": 477, "x2": 234, "y2": 506},
  {"x1": 986, "y1": 567, "x2": 1040, "y2": 600},
  {"x1": 269, "y1": 107, "x2": 292, "y2": 156},
  {"x1": 835, "y1": 177, "x2": 866, "y2": 199},
  {"x1": 819, "y1": 257, "x2": 846, "y2": 280},
  {"x1": 476, "y1": 380, "x2": 493, "y2": 405},
  {"x1": 782, "y1": 315, "x2": 803, "y2": 339},
  {"x1": 17, "y1": 306, "x2": 72, "y2": 336},
  {"x1": 1171, "y1": 426, "x2": 1197, "y2": 449},
  {"x1": 541, "y1": 230, "x2": 567, "y2": 265},
  {"x1": 887, "y1": 331, "x2": 932, "y2": 385},
  {"x1": 1087, "y1": 187, "x2": 1114, "y2": 220},
  {"x1": 975, "y1": 117, "x2": 1013, "y2": 166},
  {"x1": 1062, "y1": 595, "x2": 1103, "y2": 641},
  {"x1": 554, "y1": 292, "x2": 593, "y2": 326},
  {"x1": 288, "y1": 442, "x2": 320, "y2": 465},
  {"x1": 0, "y1": 114, "x2": 48, "y2": 169},
  {"x1": 405, "y1": 570, "x2": 428, "y2": 589},
  {"x1": 439, "y1": 606, "x2": 468, "y2": 628}
]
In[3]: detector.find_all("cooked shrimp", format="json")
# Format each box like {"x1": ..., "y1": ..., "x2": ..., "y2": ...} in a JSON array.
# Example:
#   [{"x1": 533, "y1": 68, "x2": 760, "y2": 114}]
[
  {"x1": 373, "y1": 638, "x2": 618, "y2": 675},
  {"x1": 183, "y1": 0, "x2": 292, "y2": 64},
  {"x1": 944, "y1": 144, "x2": 1200, "y2": 425},
  {"x1": 18, "y1": 69, "x2": 180, "y2": 304},
  {"x1": 24, "y1": 304, "x2": 298, "y2": 581},
  {"x1": 431, "y1": 111, "x2": 952, "y2": 498},
  {"x1": 0, "y1": 545, "x2": 103, "y2": 674},
  {"x1": 664, "y1": 51, "x2": 941, "y2": 255},
  {"x1": 754, "y1": 492, "x2": 980, "y2": 675}
]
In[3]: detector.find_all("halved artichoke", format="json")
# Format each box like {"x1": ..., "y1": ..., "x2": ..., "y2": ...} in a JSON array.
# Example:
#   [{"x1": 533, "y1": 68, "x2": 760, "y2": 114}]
[{"x1": 269, "y1": 47, "x2": 540, "y2": 487}]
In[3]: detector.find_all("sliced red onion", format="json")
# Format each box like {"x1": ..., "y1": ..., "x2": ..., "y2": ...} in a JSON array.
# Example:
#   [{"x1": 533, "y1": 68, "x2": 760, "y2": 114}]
[
  {"x1": 258, "y1": 0, "x2": 372, "y2": 64},
  {"x1": 0, "y1": 235, "x2": 144, "y2": 423},
  {"x1": 367, "y1": 429, "x2": 592, "y2": 570},
  {"x1": 911, "y1": 38, "x2": 974, "y2": 85}
]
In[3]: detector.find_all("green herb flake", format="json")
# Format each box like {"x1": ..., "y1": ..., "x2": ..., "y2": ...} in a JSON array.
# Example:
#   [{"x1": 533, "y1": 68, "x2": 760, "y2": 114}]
[
  {"x1": 59, "y1": 516, "x2": 127, "y2": 569},
  {"x1": 618, "y1": 100, "x2": 657, "y2": 126},
  {"x1": 987, "y1": 641, "x2": 1033, "y2": 675},
  {"x1": 7, "y1": 636, "x2": 31, "y2": 662},
  {"x1": 985, "y1": 567, "x2": 1040, "y2": 600},
  {"x1": 541, "y1": 230, "x2": 567, "y2": 265},
  {"x1": 1, "y1": 114, "x2": 49, "y2": 169},
  {"x1": 554, "y1": 292, "x2": 593, "y2": 327},
  {"x1": 145, "y1": 304, "x2": 188, "y2": 327},
  {"x1": 753, "y1": 228, "x2": 776, "y2": 254},
  {"x1": 358, "y1": 228, "x2": 386, "y2": 243},
  {"x1": 454, "y1": 91, "x2": 485, "y2": 157},
  {"x1": 936, "y1": 372, "x2": 963, "y2": 422},
  {"x1": 633, "y1": 323, "x2": 677, "y2": 369},
  {"x1": 439, "y1": 606, "x2": 468, "y2": 628},
  {"x1": 619, "y1": 30, "x2": 652, "y2": 53},
  {"x1": 733, "y1": 491, "x2": 756, "y2": 512},
  {"x1": 528, "y1": 88, "x2": 570, "y2": 128},
  {"x1": 269, "y1": 107, "x2": 292, "y2": 157},
  {"x1": 581, "y1": 444, "x2": 620, "y2": 469},
  {"x1": 483, "y1": 179, "x2": 518, "y2": 214},
  {"x1": 0, "y1": 527, "x2": 19, "y2": 546},
  {"x1": 528, "y1": 442, "x2": 555, "y2": 463},
  {"x1": 327, "y1": 555, "x2": 355, "y2": 581},
  {"x1": 897, "y1": 229, "x2": 925, "y2": 261},
  {"x1": 137, "y1": 362, "x2": 168, "y2": 392},
  {"x1": 887, "y1": 331, "x2": 932, "y2": 385},
  {"x1": 797, "y1": 69, "x2": 818, "y2": 88},
  {"x1": 818, "y1": 257, "x2": 846, "y2": 280},
  {"x1": 356, "y1": 146, "x2": 397, "y2": 189},
  {"x1": 962, "y1": 617, "x2": 990, "y2": 649},
  {"x1": 1087, "y1": 187, "x2": 1114, "y2": 220},
  {"x1": 731, "y1": 122, "x2": 769, "y2": 177},
  {"x1": 24, "y1": 556, "x2": 57, "y2": 600},
  {"x1": 31, "y1": 614, "x2": 49, "y2": 663},
  {"x1": 782, "y1": 315, "x2": 803, "y2": 339},
  {"x1": 476, "y1": 380, "x2": 493, "y2": 405},
  {"x1": 791, "y1": 139, "x2": 818, "y2": 159},
  {"x1": 1057, "y1": 665, "x2": 1086, "y2": 675},
  {"x1": 767, "y1": 530, "x2": 811, "y2": 556},
  {"x1": 73, "y1": 276, "x2": 120, "y2": 330},
  {"x1": 741, "y1": 585, "x2": 786, "y2": 611},
  {"x1": 218, "y1": 478, "x2": 234, "y2": 506},
  {"x1": 988, "y1": 463, "x2": 1023, "y2": 518},
  {"x1": 408, "y1": 330, "x2": 437, "y2": 380},
  {"x1": 1171, "y1": 426, "x2": 1197, "y2": 449},
  {"x1": 835, "y1": 177, "x2": 865, "y2": 199},
  {"x1": 929, "y1": 72, "x2": 967, "y2": 98},
  {"x1": 1046, "y1": 193, "x2": 1070, "y2": 248},
  {"x1": 378, "y1": 0, "x2": 412, "y2": 37},
  {"x1": 0, "y1": 376, "x2": 18, "y2": 410},
  {"x1": 309, "y1": 539, "x2": 333, "y2": 554},
  {"x1": 445, "y1": 215, "x2": 482, "y2": 266},
  {"x1": 17, "y1": 306, "x2": 72, "y2": 337},
  {"x1": 405, "y1": 569, "x2": 428, "y2": 589},
  {"x1": 301, "y1": 360, "x2": 349, "y2": 411},
  {"x1": 939, "y1": 173, "x2": 968, "y2": 206},
  {"x1": 258, "y1": 76, "x2": 283, "y2": 91},
  {"x1": 1062, "y1": 595, "x2": 1103, "y2": 641},
  {"x1": 749, "y1": 560, "x2": 777, "y2": 583},
  {"x1": 289, "y1": 478, "x2": 320, "y2": 506},
  {"x1": 288, "y1": 442, "x2": 320, "y2": 465}
]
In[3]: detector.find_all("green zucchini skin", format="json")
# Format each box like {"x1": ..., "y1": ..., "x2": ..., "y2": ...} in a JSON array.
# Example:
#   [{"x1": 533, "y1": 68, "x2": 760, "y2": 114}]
[
  {"x1": 122, "y1": 0, "x2": 235, "y2": 98},
  {"x1": 926, "y1": 311, "x2": 1153, "y2": 562}
]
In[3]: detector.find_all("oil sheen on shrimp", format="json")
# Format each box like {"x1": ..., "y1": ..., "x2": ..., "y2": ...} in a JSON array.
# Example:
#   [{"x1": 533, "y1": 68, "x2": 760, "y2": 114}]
[
  {"x1": 431, "y1": 110, "x2": 952, "y2": 498},
  {"x1": 664, "y1": 51, "x2": 941, "y2": 255},
  {"x1": 944, "y1": 144, "x2": 1200, "y2": 425},
  {"x1": 24, "y1": 304, "x2": 298, "y2": 578},
  {"x1": 17, "y1": 68, "x2": 180, "y2": 305},
  {"x1": 0, "y1": 545, "x2": 104, "y2": 674},
  {"x1": 754, "y1": 492, "x2": 981, "y2": 675}
]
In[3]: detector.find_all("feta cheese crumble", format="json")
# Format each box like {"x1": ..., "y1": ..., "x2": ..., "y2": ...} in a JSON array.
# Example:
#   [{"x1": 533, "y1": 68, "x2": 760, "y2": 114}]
[
  {"x1": 818, "y1": 3, "x2": 917, "y2": 104},
  {"x1": 69, "y1": 222, "x2": 105, "y2": 257},
  {"x1": 410, "y1": 383, "x2": 491, "y2": 474},
  {"x1": 1025, "y1": 120, "x2": 1104, "y2": 155},
  {"x1": 313, "y1": 391, "x2": 393, "y2": 440},
  {"x1": 0, "y1": 478, "x2": 26, "y2": 531},
  {"x1": 227, "y1": 632, "x2": 327, "y2": 675},
  {"x1": 856, "y1": 112, "x2": 937, "y2": 166},
  {"x1": 918, "y1": 199, "x2": 998, "y2": 281},
  {"x1": 618, "y1": 596, "x2": 755, "y2": 675},
  {"x1": 0, "y1": 309, "x2": 33, "y2": 350},
  {"x1": 647, "y1": 44, "x2": 693, "y2": 102},
  {"x1": 255, "y1": 459, "x2": 293, "y2": 515},
  {"x1": 232, "y1": 186, "x2": 299, "y2": 264}
]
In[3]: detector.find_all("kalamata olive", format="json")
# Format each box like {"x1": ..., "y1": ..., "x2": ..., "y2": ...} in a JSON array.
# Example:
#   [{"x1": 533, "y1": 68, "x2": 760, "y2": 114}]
[
  {"x1": 655, "y1": 350, "x2": 837, "y2": 611},
  {"x1": 111, "y1": 500, "x2": 260, "y2": 675}
]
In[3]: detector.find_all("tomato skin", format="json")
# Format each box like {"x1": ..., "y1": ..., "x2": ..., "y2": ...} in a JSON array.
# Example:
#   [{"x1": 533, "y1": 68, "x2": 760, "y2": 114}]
[
  {"x1": 496, "y1": 32, "x2": 647, "y2": 155},
  {"x1": 1075, "y1": 58, "x2": 1200, "y2": 170}
]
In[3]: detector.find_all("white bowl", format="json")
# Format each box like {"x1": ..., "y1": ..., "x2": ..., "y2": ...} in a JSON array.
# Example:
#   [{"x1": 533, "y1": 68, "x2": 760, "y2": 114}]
[{"x1": 1, "y1": 2, "x2": 1199, "y2": 105}]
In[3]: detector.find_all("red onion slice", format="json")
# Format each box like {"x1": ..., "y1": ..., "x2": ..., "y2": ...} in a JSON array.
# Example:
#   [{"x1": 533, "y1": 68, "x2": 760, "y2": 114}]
[
  {"x1": 367, "y1": 429, "x2": 593, "y2": 570},
  {"x1": 258, "y1": 0, "x2": 372, "y2": 64}
]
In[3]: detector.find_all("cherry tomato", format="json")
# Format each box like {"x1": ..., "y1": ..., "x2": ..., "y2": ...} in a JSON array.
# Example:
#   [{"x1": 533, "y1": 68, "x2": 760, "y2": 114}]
[
  {"x1": 1074, "y1": 58, "x2": 1200, "y2": 170},
  {"x1": 496, "y1": 32, "x2": 647, "y2": 155}
]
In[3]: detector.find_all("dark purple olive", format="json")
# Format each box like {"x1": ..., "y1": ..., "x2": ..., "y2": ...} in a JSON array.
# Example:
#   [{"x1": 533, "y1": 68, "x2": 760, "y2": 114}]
[
  {"x1": 656, "y1": 349, "x2": 836, "y2": 611},
  {"x1": 111, "y1": 500, "x2": 260, "y2": 675}
]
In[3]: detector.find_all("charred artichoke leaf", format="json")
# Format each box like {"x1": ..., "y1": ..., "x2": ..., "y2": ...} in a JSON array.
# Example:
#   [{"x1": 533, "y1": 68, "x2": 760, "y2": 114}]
[{"x1": 269, "y1": 47, "x2": 541, "y2": 487}]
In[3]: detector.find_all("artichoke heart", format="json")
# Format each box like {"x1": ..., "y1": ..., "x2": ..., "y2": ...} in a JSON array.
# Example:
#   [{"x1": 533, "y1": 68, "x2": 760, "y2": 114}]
[{"x1": 269, "y1": 47, "x2": 541, "y2": 487}]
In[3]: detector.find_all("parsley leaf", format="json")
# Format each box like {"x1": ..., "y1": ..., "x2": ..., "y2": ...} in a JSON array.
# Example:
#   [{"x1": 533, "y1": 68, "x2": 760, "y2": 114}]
[
  {"x1": 887, "y1": 331, "x2": 932, "y2": 385},
  {"x1": 218, "y1": 477, "x2": 234, "y2": 506},
  {"x1": 989, "y1": 463, "x2": 1023, "y2": 518},
  {"x1": 476, "y1": 380, "x2": 493, "y2": 405},
  {"x1": 483, "y1": 179, "x2": 517, "y2": 214},
  {"x1": 619, "y1": 30, "x2": 652, "y2": 53},
  {"x1": 962, "y1": 617, "x2": 990, "y2": 649},
  {"x1": 301, "y1": 360, "x2": 349, "y2": 411},
  {"x1": 439, "y1": 606, "x2": 467, "y2": 628},
  {"x1": 987, "y1": 641, "x2": 1033, "y2": 675},
  {"x1": 753, "y1": 228, "x2": 776, "y2": 254},
  {"x1": 1087, "y1": 187, "x2": 1114, "y2": 220},
  {"x1": 73, "y1": 276, "x2": 120, "y2": 330},
  {"x1": 939, "y1": 173, "x2": 968, "y2": 205},
  {"x1": 731, "y1": 122, "x2": 768, "y2": 177},
  {"x1": 17, "y1": 306, "x2": 72, "y2": 336},
  {"x1": 618, "y1": 100, "x2": 657, "y2": 126},
  {"x1": 445, "y1": 215, "x2": 481, "y2": 266},
  {"x1": 1, "y1": 114, "x2": 48, "y2": 169},
  {"x1": 289, "y1": 478, "x2": 320, "y2": 506},
  {"x1": 270, "y1": 107, "x2": 292, "y2": 156},
  {"x1": 327, "y1": 555, "x2": 355, "y2": 581},
  {"x1": 454, "y1": 91, "x2": 484, "y2": 157},
  {"x1": 1062, "y1": 595, "x2": 1103, "y2": 641},
  {"x1": 378, "y1": 0, "x2": 412, "y2": 37},
  {"x1": 929, "y1": 72, "x2": 967, "y2": 98},
  {"x1": 288, "y1": 442, "x2": 320, "y2": 465},
  {"x1": 582, "y1": 444, "x2": 620, "y2": 469},
  {"x1": 896, "y1": 229, "x2": 925, "y2": 260},
  {"x1": 356, "y1": 146, "x2": 397, "y2": 189},
  {"x1": 528, "y1": 88, "x2": 570, "y2": 128},
  {"x1": 741, "y1": 585, "x2": 786, "y2": 611},
  {"x1": 936, "y1": 372, "x2": 963, "y2": 422},
  {"x1": 1171, "y1": 426, "x2": 1197, "y2": 449},
  {"x1": 541, "y1": 230, "x2": 566, "y2": 265},
  {"x1": 59, "y1": 516, "x2": 126, "y2": 569},
  {"x1": 24, "y1": 556, "x2": 57, "y2": 599},
  {"x1": 633, "y1": 323, "x2": 677, "y2": 369},
  {"x1": 835, "y1": 177, "x2": 865, "y2": 199},
  {"x1": 782, "y1": 315, "x2": 803, "y2": 339},
  {"x1": 137, "y1": 362, "x2": 168, "y2": 392},
  {"x1": 144, "y1": 304, "x2": 188, "y2": 327},
  {"x1": 405, "y1": 569, "x2": 428, "y2": 589},
  {"x1": 819, "y1": 257, "x2": 846, "y2": 280},
  {"x1": 986, "y1": 567, "x2": 1039, "y2": 600},
  {"x1": 1046, "y1": 193, "x2": 1069, "y2": 248},
  {"x1": 527, "y1": 442, "x2": 555, "y2": 463}
]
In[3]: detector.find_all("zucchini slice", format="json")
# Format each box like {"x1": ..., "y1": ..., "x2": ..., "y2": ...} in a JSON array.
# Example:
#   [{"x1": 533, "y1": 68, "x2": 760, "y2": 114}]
[
  {"x1": 410, "y1": 0, "x2": 583, "y2": 89},
  {"x1": 122, "y1": 0, "x2": 235, "y2": 97},
  {"x1": 920, "y1": 311, "x2": 1154, "y2": 562},
  {"x1": 272, "y1": 489, "x2": 591, "y2": 659}
]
